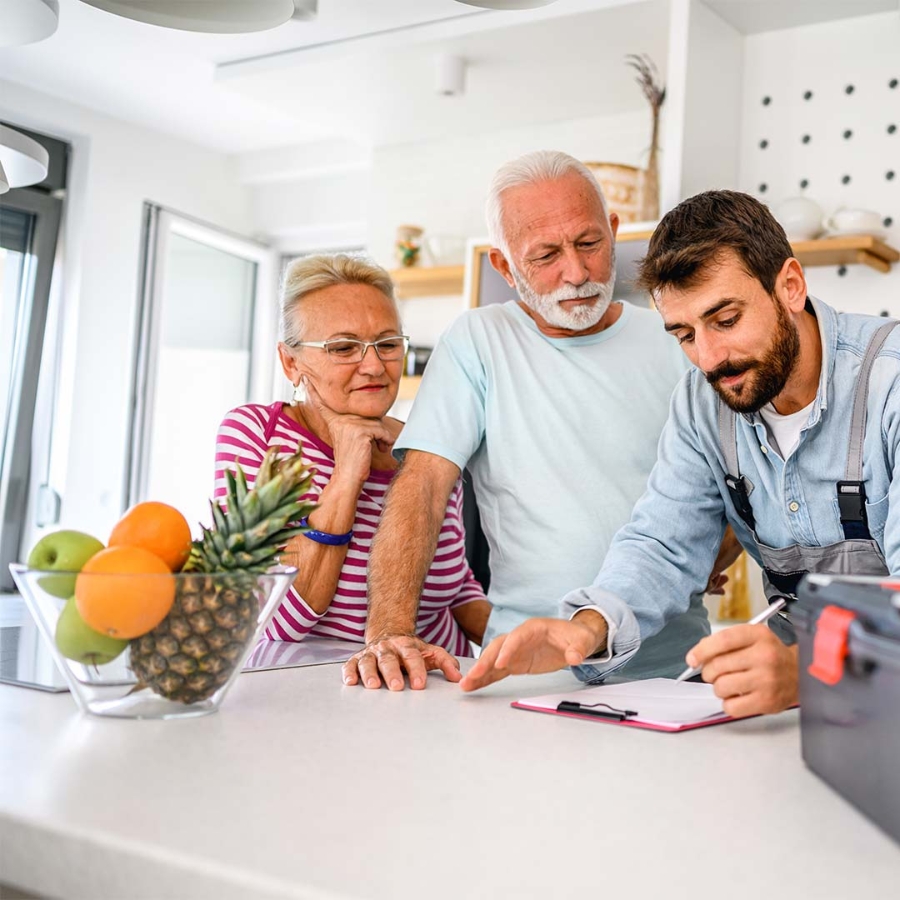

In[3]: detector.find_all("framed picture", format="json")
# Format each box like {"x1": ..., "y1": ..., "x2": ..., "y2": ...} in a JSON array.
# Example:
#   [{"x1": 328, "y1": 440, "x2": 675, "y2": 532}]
[{"x1": 466, "y1": 225, "x2": 656, "y2": 309}]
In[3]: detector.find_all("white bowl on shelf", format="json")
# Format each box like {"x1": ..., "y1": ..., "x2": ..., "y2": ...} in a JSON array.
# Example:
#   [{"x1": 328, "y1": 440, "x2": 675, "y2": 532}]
[
  {"x1": 775, "y1": 197, "x2": 824, "y2": 242},
  {"x1": 823, "y1": 208, "x2": 885, "y2": 239}
]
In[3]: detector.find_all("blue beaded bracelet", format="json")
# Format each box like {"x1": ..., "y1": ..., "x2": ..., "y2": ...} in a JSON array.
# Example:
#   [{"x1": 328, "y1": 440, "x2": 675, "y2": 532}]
[{"x1": 299, "y1": 516, "x2": 353, "y2": 546}]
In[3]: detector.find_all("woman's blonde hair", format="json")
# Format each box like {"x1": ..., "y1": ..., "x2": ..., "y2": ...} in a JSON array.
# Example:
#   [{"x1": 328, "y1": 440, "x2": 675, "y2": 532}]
[{"x1": 280, "y1": 253, "x2": 398, "y2": 346}]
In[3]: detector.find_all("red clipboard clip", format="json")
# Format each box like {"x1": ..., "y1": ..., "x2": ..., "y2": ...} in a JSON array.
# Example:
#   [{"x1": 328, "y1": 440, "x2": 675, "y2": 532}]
[{"x1": 808, "y1": 605, "x2": 856, "y2": 686}]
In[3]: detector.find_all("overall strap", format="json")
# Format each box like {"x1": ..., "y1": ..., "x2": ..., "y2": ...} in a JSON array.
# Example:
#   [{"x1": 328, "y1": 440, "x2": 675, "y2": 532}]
[
  {"x1": 838, "y1": 320, "x2": 900, "y2": 539},
  {"x1": 718, "y1": 398, "x2": 757, "y2": 534}
]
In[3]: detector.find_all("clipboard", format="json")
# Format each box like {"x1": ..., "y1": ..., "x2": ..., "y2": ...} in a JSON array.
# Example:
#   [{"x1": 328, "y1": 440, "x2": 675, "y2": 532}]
[{"x1": 512, "y1": 677, "x2": 735, "y2": 733}]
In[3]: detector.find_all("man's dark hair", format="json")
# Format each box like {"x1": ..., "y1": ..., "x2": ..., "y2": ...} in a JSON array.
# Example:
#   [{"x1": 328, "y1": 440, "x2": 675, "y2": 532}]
[{"x1": 636, "y1": 190, "x2": 794, "y2": 296}]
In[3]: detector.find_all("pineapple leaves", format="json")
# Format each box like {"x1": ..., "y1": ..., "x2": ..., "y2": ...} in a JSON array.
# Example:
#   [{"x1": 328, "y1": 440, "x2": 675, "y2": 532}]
[{"x1": 191, "y1": 448, "x2": 316, "y2": 573}]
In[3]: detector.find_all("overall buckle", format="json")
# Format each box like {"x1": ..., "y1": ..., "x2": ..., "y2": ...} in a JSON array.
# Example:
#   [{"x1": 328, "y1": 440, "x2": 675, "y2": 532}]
[
  {"x1": 837, "y1": 481, "x2": 870, "y2": 540},
  {"x1": 725, "y1": 474, "x2": 756, "y2": 531}
]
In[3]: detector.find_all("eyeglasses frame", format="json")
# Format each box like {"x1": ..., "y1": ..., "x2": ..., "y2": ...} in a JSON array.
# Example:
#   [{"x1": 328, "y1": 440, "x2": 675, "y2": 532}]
[{"x1": 287, "y1": 334, "x2": 411, "y2": 365}]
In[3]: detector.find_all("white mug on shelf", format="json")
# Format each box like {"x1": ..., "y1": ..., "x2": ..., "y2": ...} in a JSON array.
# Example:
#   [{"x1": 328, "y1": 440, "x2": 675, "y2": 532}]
[
  {"x1": 774, "y1": 196, "x2": 824, "y2": 242},
  {"x1": 823, "y1": 208, "x2": 884, "y2": 237}
]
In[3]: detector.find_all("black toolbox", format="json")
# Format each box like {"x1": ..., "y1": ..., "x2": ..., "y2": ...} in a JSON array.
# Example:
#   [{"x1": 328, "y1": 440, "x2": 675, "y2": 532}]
[{"x1": 794, "y1": 574, "x2": 900, "y2": 845}]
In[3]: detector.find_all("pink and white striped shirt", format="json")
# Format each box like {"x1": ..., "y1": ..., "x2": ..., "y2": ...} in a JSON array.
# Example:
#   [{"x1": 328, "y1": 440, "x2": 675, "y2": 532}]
[{"x1": 214, "y1": 402, "x2": 485, "y2": 655}]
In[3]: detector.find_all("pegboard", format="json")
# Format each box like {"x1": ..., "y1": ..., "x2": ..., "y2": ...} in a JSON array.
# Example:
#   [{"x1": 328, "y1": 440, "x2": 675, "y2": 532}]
[{"x1": 739, "y1": 12, "x2": 900, "y2": 316}]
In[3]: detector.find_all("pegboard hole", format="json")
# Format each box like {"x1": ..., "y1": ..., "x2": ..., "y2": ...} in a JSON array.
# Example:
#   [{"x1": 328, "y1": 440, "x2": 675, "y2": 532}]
[
  {"x1": 759, "y1": 139, "x2": 769, "y2": 149},
  {"x1": 888, "y1": 171, "x2": 896, "y2": 181},
  {"x1": 885, "y1": 217, "x2": 894, "y2": 228},
  {"x1": 801, "y1": 134, "x2": 811, "y2": 144},
  {"x1": 803, "y1": 90, "x2": 813, "y2": 100},
  {"x1": 841, "y1": 175, "x2": 851, "y2": 185},
  {"x1": 890, "y1": 79, "x2": 898, "y2": 89},
  {"x1": 843, "y1": 129, "x2": 853, "y2": 139},
  {"x1": 845, "y1": 84, "x2": 855, "y2": 95},
  {"x1": 889, "y1": 124, "x2": 897, "y2": 135},
  {"x1": 762, "y1": 95, "x2": 771, "y2": 106},
  {"x1": 759, "y1": 183, "x2": 768, "y2": 193},
  {"x1": 837, "y1": 266, "x2": 848, "y2": 277},
  {"x1": 799, "y1": 179, "x2": 809, "y2": 189}
]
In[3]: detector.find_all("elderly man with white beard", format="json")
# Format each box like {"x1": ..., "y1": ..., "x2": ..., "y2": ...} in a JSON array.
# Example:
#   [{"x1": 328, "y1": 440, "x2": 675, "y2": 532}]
[{"x1": 343, "y1": 150, "x2": 730, "y2": 691}]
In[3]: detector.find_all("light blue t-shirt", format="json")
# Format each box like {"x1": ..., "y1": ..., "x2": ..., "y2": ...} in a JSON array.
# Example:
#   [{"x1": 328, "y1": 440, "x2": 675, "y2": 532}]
[{"x1": 396, "y1": 300, "x2": 709, "y2": 677}]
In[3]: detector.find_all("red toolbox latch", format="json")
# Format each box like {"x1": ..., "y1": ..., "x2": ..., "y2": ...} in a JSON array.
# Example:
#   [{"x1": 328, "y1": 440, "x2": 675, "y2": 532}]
[{"x1": 808, "y1": 605, "x2": 856, "y2": 685}]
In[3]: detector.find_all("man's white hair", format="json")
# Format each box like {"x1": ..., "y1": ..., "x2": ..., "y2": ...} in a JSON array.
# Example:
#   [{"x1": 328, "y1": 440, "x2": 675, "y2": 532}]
[{"x1": 485, "y1": 150, "x2": 610, "y2": 258}]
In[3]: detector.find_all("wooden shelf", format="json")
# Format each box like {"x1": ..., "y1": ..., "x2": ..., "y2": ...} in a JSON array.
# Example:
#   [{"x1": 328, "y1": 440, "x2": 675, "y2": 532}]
[
  {"x1": 390, "y1": 265, "x2": 465, "y2": 299},
  {"x1": 791, "y1": 235, "x2": 899, "y2": 274},
  {"x1": 397, "y1": 375, "x2": 422, "y2": 400}
]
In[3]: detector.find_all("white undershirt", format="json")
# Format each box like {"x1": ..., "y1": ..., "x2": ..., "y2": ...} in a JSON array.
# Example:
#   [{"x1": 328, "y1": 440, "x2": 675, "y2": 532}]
[{"x1": 759, "y1": 399, "x2": 815, "y2": 459}]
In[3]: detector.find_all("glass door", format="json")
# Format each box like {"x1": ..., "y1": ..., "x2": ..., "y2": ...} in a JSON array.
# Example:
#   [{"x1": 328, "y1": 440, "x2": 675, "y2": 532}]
[
  {"x1": 127, "y1": 207, "x2": 276, "y2": 536},
  {"x1": 0, "y1": 190, "x2": 62, "y2": 592}
]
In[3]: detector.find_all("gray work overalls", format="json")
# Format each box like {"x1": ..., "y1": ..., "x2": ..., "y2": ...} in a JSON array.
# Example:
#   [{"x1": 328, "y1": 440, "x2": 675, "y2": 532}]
[{"x1": 717, "y1": 321, "x2": 896, "y2": 634}]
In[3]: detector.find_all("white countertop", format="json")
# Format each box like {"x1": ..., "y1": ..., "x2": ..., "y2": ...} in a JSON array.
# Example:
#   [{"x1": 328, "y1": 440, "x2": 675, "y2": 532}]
[{"x1": 1, "y1": 660, "x2": 898, "y2": 900}]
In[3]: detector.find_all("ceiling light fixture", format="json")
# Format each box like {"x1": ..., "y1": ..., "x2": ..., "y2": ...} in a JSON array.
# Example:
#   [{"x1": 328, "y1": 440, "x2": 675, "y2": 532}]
[
  {"x1": 0, "y1": 125, "x2": 50, "y2": 195},
  {"x1": 76, "y1": 0, "x2": 296, "y2": 34},
  {"x1": 436, "y1": 54, "x2": 466, "y2": 97},
  {"x1": 454, "y1": 0, "x2": 559, "y2": 9},
  {"x1": 1, "y1": 0, "x2": 59, "y2": 47}
]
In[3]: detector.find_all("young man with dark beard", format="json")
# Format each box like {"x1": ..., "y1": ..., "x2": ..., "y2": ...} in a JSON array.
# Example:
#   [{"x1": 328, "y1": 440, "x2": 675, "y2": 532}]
[{"x1": 461, "y1": 190, "x2": 900, "y2": 719}]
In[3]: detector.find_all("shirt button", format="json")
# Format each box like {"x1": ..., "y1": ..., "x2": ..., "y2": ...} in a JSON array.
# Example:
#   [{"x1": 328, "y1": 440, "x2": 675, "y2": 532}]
[
  {"x1": 760, "y1": 445, "x2": 768, "y2": 454},
  {"x1": 789, "y1": 501, "x2": 800, "y2": 512}
]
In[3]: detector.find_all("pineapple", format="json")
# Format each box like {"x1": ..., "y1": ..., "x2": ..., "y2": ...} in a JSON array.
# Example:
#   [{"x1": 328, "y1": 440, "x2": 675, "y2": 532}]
[{"x1": 129, "y1": 449, "x2": 315, "y2": 703}]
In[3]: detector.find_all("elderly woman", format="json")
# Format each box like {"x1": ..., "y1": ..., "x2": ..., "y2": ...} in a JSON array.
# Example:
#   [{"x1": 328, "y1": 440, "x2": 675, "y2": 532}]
[{"x1": 214, "y1": 253, "x2": 489, "y2": 657}]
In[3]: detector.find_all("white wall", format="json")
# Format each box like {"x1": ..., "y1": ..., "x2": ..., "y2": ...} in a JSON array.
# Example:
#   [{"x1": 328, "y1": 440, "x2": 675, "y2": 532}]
[
  {"x1": 249, "y1": 168, "x2": 368, "y2": 254},
  {"x1": 366, "y1": 109, "x2": 653, "y2": 269},
  {"x1": 0, "y1": 78, "x2": 252, "y2": 545},
  {"x1": 663, "y1": 0, "x2": 744, "y2": 208},
  {"x1": 739, "y1": 11, "x2": 900, "y2": 316}
]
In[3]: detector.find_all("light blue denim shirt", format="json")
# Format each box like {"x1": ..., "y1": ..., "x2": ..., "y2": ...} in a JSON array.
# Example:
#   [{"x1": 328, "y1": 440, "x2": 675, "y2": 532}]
[{"x1": 563, "y1": 297, "x2": 900, "y2": 681}]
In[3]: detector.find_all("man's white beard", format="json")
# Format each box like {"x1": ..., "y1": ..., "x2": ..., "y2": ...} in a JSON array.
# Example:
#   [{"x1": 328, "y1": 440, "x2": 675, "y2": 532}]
[{"x1": 510, "y1": 259, "x2": 617, "y2": 330}]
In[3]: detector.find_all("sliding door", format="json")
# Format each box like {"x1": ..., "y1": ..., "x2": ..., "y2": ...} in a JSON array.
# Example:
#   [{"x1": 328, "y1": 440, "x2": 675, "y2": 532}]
[
  {"x1": 127, "y1": 207, "x2": 276, "y2": 535},
  {"x1": 0, "y1": 190, "x2": 62, "y2": 591}
]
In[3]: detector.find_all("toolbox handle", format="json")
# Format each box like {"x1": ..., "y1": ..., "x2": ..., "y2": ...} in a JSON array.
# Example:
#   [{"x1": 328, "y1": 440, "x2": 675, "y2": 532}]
[{"x1": 809, "y1": 606, "x2": 856, "y2": 685}]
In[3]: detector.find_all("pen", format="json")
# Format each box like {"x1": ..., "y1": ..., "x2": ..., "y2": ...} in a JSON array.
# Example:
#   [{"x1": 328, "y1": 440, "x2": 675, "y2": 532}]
[{"x1": 675, "y1": 596, "x2": 788, "y2": 682}]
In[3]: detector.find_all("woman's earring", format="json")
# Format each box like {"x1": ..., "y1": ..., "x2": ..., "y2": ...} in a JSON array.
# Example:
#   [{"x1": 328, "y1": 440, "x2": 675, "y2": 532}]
[{"x1": 292, "y1": 381, "x2": 307, "y2": 404}]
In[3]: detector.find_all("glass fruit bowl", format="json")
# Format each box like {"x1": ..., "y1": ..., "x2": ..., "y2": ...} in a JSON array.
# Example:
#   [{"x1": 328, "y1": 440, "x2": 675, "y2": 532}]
[{"x1": 9, "y1": 563, "x2": 298, "y2": 719}]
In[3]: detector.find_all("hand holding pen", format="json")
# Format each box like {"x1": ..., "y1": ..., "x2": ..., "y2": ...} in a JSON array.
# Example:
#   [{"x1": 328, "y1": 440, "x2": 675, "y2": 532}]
[
  {"x1": 677, "y1": 597, "x2": 799, "y2": 719},
  {"x1": 676, "y1": 597, "x2": 787, "y2": 681}
]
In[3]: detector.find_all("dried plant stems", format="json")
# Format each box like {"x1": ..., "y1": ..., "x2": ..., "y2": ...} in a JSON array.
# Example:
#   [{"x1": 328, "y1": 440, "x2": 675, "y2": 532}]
[{"x1": 626, "y1": 53, "x2": 666, "y2": 221}]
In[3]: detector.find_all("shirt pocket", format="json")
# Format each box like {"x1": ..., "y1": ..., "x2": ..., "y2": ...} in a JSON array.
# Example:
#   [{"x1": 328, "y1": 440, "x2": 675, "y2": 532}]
[
  {"x1": 834, "y1": 493, "x2": 890, "y2": 542},
  {"x1": 864, "y1": 492, "x2": 890, "y2": 542}
]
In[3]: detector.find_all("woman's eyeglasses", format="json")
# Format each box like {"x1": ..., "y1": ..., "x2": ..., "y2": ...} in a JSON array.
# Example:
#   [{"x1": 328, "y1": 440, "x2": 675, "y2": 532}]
[{"x1": 289, "y1": 335, "x2": 410, "y2": 365}]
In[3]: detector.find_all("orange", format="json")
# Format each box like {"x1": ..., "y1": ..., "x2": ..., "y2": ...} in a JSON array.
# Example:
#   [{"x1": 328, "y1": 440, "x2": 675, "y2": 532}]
[
  {"x1": 75, "y1": 546, "x2": 176, "y2": 639},
  {"x1": 109, "y1": 501, "x2": 193, "y2": 572}
]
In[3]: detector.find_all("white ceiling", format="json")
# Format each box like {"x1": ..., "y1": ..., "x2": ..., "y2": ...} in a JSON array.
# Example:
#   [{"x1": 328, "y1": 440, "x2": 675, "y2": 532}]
[
  {"x1": 220, "y1": 1, "x2": 671, "y2": 151},
  {"x1": 705, "y1": 0, "x2": 897, "y2": 35},
  {"x1": 0, "y1": 0, "x2": 895, "y2": 157}
]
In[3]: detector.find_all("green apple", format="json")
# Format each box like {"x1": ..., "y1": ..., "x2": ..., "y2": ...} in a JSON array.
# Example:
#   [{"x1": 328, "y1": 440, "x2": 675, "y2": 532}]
[
  {"x1": 55, "y1": 596, "x2": 128, "y2": 666},
  {"x1": 28, "y1": 529, "x2": 105, "y2": 598}
]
